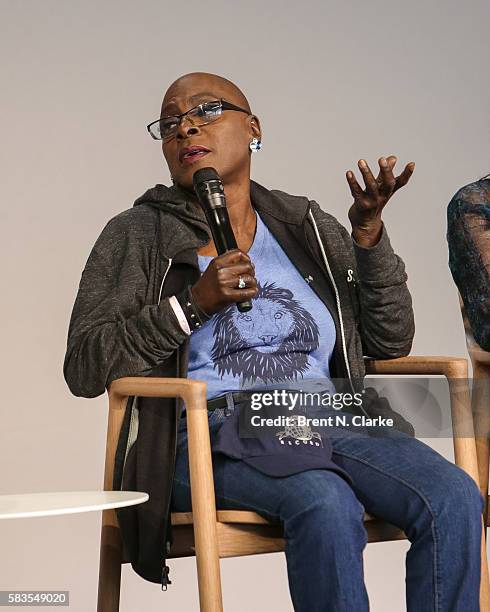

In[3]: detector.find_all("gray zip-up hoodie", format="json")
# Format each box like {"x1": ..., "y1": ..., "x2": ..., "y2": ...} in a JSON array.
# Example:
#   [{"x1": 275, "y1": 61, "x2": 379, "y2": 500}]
[{"x1": 63, "y1": 179, "x2": 415, "y2": 586}]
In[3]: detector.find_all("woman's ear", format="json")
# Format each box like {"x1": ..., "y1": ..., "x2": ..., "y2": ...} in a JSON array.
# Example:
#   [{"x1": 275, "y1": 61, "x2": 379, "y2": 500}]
[{"x1": 249, "y1": 114, "x2": 262, "y2": 141}]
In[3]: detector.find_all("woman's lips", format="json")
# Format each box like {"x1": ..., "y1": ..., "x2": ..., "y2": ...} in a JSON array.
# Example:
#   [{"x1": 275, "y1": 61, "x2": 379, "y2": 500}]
[{"x1": 181, "y1": 150, "x2": 210, "y2": 166}]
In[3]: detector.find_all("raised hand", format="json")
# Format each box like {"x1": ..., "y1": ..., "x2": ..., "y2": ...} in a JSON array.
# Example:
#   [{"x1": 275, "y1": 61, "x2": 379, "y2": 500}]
[{"x1": 346, "y1": 156, "x2": 415, "y2": 247}]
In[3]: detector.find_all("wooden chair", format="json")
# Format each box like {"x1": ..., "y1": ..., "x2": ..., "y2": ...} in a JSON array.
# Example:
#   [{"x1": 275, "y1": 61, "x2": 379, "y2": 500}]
[
  {"x1": 460, "y1": 293, "x2": 490, "y2": 529},
  {"x1": 97, "y1": 356, "x2": 490, "y2": 612}
]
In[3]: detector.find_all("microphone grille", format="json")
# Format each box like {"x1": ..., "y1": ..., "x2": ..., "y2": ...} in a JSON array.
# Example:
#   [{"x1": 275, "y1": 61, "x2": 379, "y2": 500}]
[{"x1": 193, "y1": 167, "x2": 220, "y2": 187}]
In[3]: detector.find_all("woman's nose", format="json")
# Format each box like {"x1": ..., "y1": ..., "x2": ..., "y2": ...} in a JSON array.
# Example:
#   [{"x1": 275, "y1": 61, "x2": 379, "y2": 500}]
[{"x1": 176, "y1": 116, "x2": 200, "y2": 139}]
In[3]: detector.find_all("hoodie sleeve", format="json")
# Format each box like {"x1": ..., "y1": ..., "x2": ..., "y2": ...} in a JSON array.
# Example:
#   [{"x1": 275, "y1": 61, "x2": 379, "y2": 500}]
[
  {"x1": 309, "y1": 200, "x2": 415, "y2": 359},
  {"x1": 348, "y1": 221, "x2": 415, "y2": 358},
  {"x1": 63, "y1": 212, "x2": 190, "y2": 398}
]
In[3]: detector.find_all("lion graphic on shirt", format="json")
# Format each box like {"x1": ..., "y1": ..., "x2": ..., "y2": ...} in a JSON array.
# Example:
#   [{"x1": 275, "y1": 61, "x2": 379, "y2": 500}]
[{"x1": 211, "y1": 281, "x2": 320, "y2": 384}]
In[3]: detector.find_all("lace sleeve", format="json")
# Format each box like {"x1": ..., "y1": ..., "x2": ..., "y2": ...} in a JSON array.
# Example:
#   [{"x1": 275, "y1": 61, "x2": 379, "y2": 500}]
[{"x1": 447, "y1": 178, "x2": 490, "y2": 351}]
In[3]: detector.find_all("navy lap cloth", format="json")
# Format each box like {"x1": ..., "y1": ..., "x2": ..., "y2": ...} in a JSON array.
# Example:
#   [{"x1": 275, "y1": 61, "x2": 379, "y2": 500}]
[{"x1": 210, "y1": 391, "x2": 357, "y2": 485}]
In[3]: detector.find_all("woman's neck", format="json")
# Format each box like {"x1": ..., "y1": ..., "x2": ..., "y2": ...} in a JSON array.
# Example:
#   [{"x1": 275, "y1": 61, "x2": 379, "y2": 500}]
[{"x1": 195, "y1": 178, "x2": 257, "y2": 257}]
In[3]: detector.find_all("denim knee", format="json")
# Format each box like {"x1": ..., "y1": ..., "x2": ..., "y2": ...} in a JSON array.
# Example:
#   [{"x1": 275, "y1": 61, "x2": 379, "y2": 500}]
[
  {"x1": 431, "y1": 466, "x2": 484, "y2": 519},
  {"x1": 280, "y1": 475, "x2": 368, "y2": 557},
  {"x1": 453, "y1": 470, "x2": 485, "y2": 515},
  {"x1": 280, "y1": 471, "x2": 366, "y2": 528}
]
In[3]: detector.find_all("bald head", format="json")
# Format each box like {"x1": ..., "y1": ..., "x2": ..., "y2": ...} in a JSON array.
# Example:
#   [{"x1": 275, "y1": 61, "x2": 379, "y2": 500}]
[
  {"x1": 160, "y1": 71, "x2": 261, "y2": 192},
  {"x1": 161, "y1": 71, "x2": 251, "y2": 116}
]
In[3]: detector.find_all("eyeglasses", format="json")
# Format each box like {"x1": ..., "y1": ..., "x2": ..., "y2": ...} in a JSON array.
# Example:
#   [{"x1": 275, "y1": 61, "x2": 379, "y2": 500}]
[{"x1": 147, "y1": 98, "x2": 251, "y2": 141}]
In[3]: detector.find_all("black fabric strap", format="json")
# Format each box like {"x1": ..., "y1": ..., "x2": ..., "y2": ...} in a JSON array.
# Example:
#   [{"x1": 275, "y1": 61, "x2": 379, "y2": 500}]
[{"x1": 175, "y1": 284, "x2": 212, "y2": 332}]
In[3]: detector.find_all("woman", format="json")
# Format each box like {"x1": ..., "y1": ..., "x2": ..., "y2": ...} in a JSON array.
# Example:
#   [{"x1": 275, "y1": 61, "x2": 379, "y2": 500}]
[
  {"x1": 447, "y1": 175, "x2": 490, "y2": 352},
  {"x1": 64, "y1": 72, "x2": 485, "y2": 611}
]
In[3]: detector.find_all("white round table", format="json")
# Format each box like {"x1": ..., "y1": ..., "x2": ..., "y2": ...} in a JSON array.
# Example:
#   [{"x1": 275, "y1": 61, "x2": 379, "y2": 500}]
[{"x1": 0, "y1": 491, "x2": 149, "y2": 519}]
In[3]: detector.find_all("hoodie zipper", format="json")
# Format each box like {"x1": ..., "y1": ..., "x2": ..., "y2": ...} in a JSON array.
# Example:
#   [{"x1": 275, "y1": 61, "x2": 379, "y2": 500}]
[
  {"x1": 122, "y1": 256, "x2": 173, "y2": 494},
  {"x1": 116, "y1": 254, "x2": 176, "y2": 589},
  {"x1": 161, "y1": 339, "x2": 181, "y2": 591},
  {"x1": 158, "y1": 257, "x2": 173, "y2": 303},
  {"x1": 162, "y1": 341, "x2": 180, "y2": 591},
  {"x1": 307, "y1": 209, "x2": 370, "y2": 417},
  {"x1": 158, "y1": 255, "x2": 176, "y2": 590},
  {"x1": 308, "y1": 210, "x2": 353, "y2": 388}
]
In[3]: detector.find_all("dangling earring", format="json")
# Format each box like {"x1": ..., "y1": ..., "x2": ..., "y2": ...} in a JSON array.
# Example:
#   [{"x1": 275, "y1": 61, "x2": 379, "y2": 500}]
[{"x1": 249, "y1": 137, "x2": 262, "y2": 152}]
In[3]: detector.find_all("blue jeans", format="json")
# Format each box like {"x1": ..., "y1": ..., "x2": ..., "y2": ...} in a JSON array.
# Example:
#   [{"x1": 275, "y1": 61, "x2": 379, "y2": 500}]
[{"x1": 171, "y1": 403, "x2": 485, "y2": 611}]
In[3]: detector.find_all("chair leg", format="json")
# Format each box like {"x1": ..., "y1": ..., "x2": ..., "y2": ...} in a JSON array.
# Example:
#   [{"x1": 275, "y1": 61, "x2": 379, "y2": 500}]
[
  {"x1": 472, "y1": 362, "x2": 490, "y2": 532},
  {"x1": 97, "y1": 511, "x2": 122, "y2": 612},
  {"x1": 475, "y1": 436, "x2": 490, "y2": 530},
  {"x1": 186, "y1": 392, "x2": 223, "y2": 611},
  {"x1": 449, "y1": 377, "x2": 490, "y2": 609},
  {"x1": 480, "y1": 515, "x2": 490, "y2": 612},
  {"x1": 194, "y1": 537, "x2": 223, "y2": 612}
]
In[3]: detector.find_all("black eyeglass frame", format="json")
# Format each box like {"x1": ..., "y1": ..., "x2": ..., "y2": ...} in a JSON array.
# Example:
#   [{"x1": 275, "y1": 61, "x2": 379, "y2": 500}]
[{"x1": 146, "y1": 98, "x2": 251, "y2": 141}]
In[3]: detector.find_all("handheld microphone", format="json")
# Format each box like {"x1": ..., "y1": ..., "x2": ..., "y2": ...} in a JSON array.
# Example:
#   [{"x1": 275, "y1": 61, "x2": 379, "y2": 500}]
[{"x1": 193, "y1": 167, "x2": 253, "y2": 313}]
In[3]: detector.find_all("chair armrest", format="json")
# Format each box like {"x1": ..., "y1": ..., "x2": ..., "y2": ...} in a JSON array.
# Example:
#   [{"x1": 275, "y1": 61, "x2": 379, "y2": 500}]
[
  {"x1": 364, "y1": 355, "x2": 480, "y2": 484},
  {"x1": 105, "y1": 377, "x2": 213, "y2": 512},
  {"x1": 107, "y1": 377, "x2": 210, "y2": 492},
  {"x1": 106, "y1": 377, "x2": 208, "y2": 492},
  {"x1": 364, "y1": 355, "x2": 468, "y2": 378},
  {"x1": 105, "y1": 376, "x2": 220, "y2": 584},
  {"x1": 108, "y1": 376, "x2": 206, "y2": 407},
  {"x1": 106, "y1": 376, "x2": 211, "y2": 493},
  {"x1": 107, "y1": 377, "x2": 210, "y2": 495}
]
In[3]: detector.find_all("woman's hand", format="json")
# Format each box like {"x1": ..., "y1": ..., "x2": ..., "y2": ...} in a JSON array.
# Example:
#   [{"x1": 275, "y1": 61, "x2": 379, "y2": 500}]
[
  {"x1": 346, "y1": 156, "x2": 415, "y2": 247},
  {"x1": 191, "y1": 249, "x2": 258, "y2": 315}
]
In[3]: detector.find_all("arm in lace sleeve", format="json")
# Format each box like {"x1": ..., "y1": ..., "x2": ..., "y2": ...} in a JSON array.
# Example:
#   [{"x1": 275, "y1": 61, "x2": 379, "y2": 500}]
[{"x1": 447, "y1": 178, "x2": 490, "y2": 351}]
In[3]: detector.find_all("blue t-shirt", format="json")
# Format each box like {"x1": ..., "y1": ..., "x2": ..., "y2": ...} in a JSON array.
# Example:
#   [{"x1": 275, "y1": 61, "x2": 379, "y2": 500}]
[
  {"x1": 180, "y1": 212, "x2": 355, "y2": 484},
  {"x1": 186, "y1": 211, "x2": 337, "y2": 398}
]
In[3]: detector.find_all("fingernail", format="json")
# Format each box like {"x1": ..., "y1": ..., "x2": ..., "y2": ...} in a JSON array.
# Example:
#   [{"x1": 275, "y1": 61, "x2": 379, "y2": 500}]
[
  {"x1": 380, "y1": 157, "x2": 387, "y2": 167},
  {"x1": 347, "y1": 171, "x2": 353, "y2": 178},
  {"x1": 359, "y1": 159, "x2": 366, "y2": 168}
]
